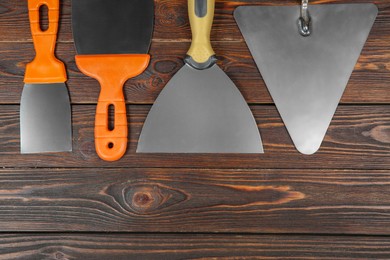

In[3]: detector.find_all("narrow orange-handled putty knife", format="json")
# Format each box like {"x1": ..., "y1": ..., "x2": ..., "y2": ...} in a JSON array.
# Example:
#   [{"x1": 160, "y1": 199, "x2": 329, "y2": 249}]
[
  {"x1": 72, "y1": 0, "x2": 154, "y2": 161},
  {"x1": 21, "y1": 0, "x2": 72, "y2": 154}
]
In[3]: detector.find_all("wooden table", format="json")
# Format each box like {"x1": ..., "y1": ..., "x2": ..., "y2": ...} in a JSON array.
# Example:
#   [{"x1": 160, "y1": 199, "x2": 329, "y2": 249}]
[{"x1": 0, "y1": 0, "x2": 389, "y2": 258}]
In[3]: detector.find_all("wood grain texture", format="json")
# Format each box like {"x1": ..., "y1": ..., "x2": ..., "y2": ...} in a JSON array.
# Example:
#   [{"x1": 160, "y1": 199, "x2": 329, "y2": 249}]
[
  {"x1": 0, "y1": 0, "x2": 389, "y2": 256},
  {"x1": 1, "y1": 41, "x2": 389, "y2": 105},
  {"x1": 0, "y1": 105, "x2": 388, "y2": 168},
  {"x1": 0, "y1": 0, "x2": 389, "y2": 104},
  {"x1": 1, "y1": 0, "x2": 390, "y2": 42},
  {"x1": 0, "y1": 234, "x2": 389, "y2": 259},
  {"x1": 0, "y1": 168, "x2": 388, "y2": 234}
]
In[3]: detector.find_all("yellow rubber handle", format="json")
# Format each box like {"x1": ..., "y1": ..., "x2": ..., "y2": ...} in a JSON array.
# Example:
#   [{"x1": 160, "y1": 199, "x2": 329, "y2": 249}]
[{"x1": 187, "y1": 0, "x2": 215, "y2": 64}]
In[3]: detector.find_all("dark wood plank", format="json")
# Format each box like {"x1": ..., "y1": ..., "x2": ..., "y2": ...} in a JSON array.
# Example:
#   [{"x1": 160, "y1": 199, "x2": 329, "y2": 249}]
[
  {"x1": 0, "y1": 234, "x2": 389, "y2": 259},
  {"x1": 0, "y1": 105, "x2": 388, "y2": 169},
  {"x1": 1, "y1": 41, "x2": 390, "y2": 104},
  {"x1": 0, "y1": 168, "x2": 389, "y2": 233},
  {"x1": 1, "y1": 0, "x2": 388, "y2": 249},
  {"x1": 0, "y1": 0, "x2": 389, "y2": 104},
  {"x1": 1, "y1": 0, "x2": 389, "y2": 42}
]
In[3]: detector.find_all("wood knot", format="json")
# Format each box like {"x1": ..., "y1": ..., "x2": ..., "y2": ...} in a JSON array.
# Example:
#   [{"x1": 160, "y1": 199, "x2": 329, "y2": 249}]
[
  {"x1": 78, "y1": 141, "x2": 95, "y2": 159},
  {"x1": 154, "y1": 59, "x2": 180, "y2": 74},
  {"x1": 113, "y1": 183, "x2": 189, "y2": 215},
  {"x1": 156, "y1": 1, "x2": 186, "y2": 27},
  {"x1": 125, "y1": 183, "x2": 187, "y2": 214},
  {"x1": 133, "y1": 191, "x2": 154, "y2": 208},
  {"x1": 151, "y1": 75, "x2": 164, "y2": 89},
  {"x1": 54, "y1": 251, "x2": 69, "y2": 260},
  {"x1": 362, "y1": 125, "x2": 390, "y2": 144}
]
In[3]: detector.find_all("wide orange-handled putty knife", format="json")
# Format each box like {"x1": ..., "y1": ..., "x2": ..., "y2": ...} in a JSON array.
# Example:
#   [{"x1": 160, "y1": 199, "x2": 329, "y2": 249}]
[
  {"x1": 72, "y1": 0, "x2": 154, "y2": 161},
  {"x1": 21, "y1": 0, "x2": 72, "y2": 154}
]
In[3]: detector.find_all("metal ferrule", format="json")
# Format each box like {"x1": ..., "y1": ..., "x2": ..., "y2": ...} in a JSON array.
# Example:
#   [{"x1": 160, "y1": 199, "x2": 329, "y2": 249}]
[{"x1": 184, "y1": 55, "x2": 217, "y2": 70}]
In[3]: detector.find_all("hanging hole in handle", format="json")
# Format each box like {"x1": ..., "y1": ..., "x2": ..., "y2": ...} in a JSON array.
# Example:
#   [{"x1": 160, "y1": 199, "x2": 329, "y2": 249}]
[
  {"x1": 108, "y1": 104, "x2": 115, "y2": 131},
  {"x1": 298, "y1": 17, "x2": 311, "y2": 37},
  {"x1": 108, "y1": 142, "x2": 114, "y2": 149},
  {"x1": 298, "y1": 0, "x2": 311, "y2": 37},
  {"x1": 39, "y1": 4, "x2": 49, "y2": 32}
]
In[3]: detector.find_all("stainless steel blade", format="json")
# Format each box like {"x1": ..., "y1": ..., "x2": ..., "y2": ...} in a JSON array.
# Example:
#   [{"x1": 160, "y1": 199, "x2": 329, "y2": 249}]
[
  {"x1": 137, "y1": 64, "x2": 263, "y2": 153},
  {"x1": 234, "y1": 4, "x2": 378, "y2": 154},
  {"x1": 20, "y1": 83, "x2": 72, "y2": 153}
]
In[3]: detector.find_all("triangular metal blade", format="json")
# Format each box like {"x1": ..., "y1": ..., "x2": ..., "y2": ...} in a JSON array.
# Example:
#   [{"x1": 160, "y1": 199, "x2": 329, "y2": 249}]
[
  {"x1": 234, "y1": 4, "x2": 378, "y2": 154},
  {"x1": 137, "y1": 64, "x2": 263, "y2": 153}
]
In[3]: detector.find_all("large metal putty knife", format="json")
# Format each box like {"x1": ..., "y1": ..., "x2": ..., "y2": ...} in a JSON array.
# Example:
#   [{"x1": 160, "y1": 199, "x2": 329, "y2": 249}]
[
  {"x1": 72, "y1": 0, "x2": 154, "y2": 161},
  {"x1": 21, "y1": 0, "x2": 72, "y2": 154},
  {"x1": 137, "y1": 0, "x2": 263, "y2": 153},
  {"x1": 235, "y1": 3, "x2": 378, "y2": 155}
]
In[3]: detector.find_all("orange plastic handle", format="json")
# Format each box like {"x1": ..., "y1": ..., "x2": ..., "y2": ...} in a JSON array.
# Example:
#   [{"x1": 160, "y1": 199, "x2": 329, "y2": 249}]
[
  {"x1": 76, "y1": 54, "x2": 150, "y2": 162},
  {"x1": 24, "y1": 0, "x2": 66, "y2": 83}
]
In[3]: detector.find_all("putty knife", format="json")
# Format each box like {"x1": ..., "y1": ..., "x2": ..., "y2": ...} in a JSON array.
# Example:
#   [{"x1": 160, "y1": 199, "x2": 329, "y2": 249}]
[
  {"x1": 137, "y1": 0, "x2": 263, "y2": 153},
  {"x1": 21, "y1": 0, "x2": 72, "y2": 154},
  {"x1": 234, "y1": 3, "x2": 378, "y2": 155},
  {"x1": 72, "y1": 0, "x2": 153, "y2": 161}
]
